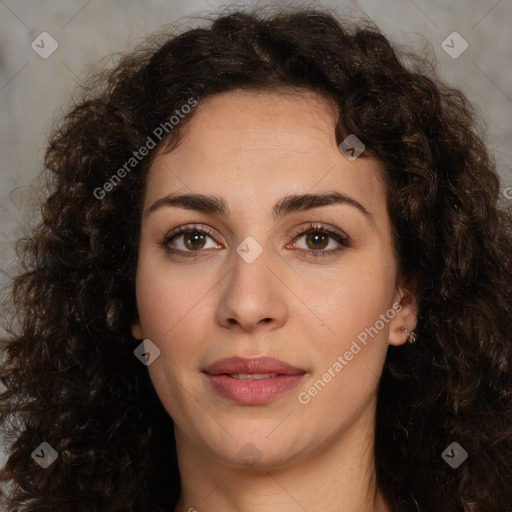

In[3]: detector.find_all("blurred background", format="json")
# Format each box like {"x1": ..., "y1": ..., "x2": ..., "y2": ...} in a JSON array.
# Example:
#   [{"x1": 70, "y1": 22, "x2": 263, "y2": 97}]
[{"x1": 0, "y1": 0, "x2": 511, "y2": 474}]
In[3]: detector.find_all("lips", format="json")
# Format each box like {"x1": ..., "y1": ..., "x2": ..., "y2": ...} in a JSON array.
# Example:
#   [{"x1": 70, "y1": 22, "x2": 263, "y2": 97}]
[
  {"x1": 204, "y1": 356, "x2": 306, "y2": 376},
  {"x1": 203, "y1": 356, "x2": 307, "y2": 405}
]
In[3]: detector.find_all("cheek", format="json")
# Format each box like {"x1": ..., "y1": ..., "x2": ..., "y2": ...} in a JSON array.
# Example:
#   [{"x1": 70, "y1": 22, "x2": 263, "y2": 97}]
[
  {"x1": 134, "y1": 261, "x2": 170, "y2": 345},
  {"x1": 134, "y1": 257, "x2": 209, "y2": 415},
  {"x1": 300, "y1": 272, "x2": 395, "y2": 413},
  {"x1": 136, "y1": 244, "x2": 195, "y2": 326},
  {"x1": 307, "y1": 258, "x2": 395, "y2": 337},
  {"x1": 300, "y1": 259, "x2": 397, "y2": 408},
  {"x1": 134, "y1": 252, "x2": 214, "y2": 361}
]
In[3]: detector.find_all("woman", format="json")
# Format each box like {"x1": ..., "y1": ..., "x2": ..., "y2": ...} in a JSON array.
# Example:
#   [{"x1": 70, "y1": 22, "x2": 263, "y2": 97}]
[{"x1": 1, "y1": 6, "x2": 511, "y2": 512}]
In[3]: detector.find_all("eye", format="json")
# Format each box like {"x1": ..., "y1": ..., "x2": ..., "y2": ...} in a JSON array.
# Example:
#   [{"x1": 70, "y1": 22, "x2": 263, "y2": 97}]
[
  {"x1": 161, "y1": 222, "x2": 351, "y2": 259},
  {"x1": 290, "y1": 223, "x2": 351, "y2": 258},
  {"x1": 162, "y1": 224, "x2": 222, "y2": 257}
]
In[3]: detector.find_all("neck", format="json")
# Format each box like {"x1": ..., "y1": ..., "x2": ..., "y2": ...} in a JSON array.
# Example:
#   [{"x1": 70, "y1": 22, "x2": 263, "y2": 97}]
[{"x1": 172, "y1": 402, "x2": 390, "y2": 512}]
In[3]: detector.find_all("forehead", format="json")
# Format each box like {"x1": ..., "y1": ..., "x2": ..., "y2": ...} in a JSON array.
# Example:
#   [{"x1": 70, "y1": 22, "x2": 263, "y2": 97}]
[
  {"x1": 175, "y1": 89, "x2": 339, "y2": 158},
  {"x1": 146, "y1": 89, "x2": 386, "y2": 217}
]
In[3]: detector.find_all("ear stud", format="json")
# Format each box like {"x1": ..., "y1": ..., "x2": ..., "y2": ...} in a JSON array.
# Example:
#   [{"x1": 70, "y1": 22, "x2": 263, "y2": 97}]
[{"x1": 401, "y1": 326, "x2": 417, "y2": 343}]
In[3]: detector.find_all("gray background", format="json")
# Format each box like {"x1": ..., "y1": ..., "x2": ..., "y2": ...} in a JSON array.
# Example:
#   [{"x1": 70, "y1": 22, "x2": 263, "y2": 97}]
[{"x1": 0, "y1": 0, "x2": 511, "y2": 486}]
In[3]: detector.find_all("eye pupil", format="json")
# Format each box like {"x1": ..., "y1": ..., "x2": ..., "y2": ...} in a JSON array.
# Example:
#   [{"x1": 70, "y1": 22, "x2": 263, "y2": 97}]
[
  {"x1": 184, "y1": 231, "x2": 206, "y2": 250},
  {"x1": 306, "y1": 232, "x2": 328, "y2": 250}
]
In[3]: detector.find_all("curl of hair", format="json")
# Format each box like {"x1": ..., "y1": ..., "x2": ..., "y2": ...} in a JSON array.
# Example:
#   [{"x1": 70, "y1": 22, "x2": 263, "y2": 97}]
[{"x1": 1, "y1": 5, "x2": 512, "y2": 512}]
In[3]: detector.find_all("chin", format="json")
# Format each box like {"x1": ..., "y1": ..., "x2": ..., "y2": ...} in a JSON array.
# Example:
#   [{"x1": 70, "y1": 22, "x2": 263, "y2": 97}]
[{"x1": 193, "y1": 421, "x2": 310, "y2": 470}]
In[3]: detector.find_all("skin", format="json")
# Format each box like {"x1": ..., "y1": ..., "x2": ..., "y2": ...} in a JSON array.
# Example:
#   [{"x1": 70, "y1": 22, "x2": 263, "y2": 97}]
[{"x1": 131, "y1": 89, "x2": 418, "y2": 512}]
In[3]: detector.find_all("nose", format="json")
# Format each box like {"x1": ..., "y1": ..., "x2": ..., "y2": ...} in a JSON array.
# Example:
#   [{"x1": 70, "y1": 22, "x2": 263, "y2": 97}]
[{"x1": 216, "y1": 247, "x2": 288, "y2": 332}]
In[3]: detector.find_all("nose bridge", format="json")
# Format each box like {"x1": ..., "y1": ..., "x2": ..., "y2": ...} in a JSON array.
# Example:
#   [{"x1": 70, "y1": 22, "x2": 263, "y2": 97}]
[
  {"x1": 216, "y1": 234, "x2": 287, "y2": 330},
  {"x1": 228, "y1": 234, "x2": 273, "y2": 303}
]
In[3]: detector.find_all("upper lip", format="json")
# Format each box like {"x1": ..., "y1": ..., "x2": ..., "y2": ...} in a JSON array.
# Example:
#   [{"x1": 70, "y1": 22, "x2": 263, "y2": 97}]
[{"x1": 203, "y1": 356, "x2": 306, "y2": 376}]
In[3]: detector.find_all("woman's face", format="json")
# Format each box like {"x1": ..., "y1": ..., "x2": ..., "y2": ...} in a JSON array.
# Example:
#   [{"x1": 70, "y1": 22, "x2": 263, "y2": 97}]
[{"x1": 132, "y1": 89, "x2": 416, "y2": 469}]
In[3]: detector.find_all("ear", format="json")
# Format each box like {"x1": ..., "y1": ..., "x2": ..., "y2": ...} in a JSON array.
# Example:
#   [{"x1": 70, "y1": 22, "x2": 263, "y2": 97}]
[
  {"x1": 388, "y1": 276, "x2": 419, "y2": 347},
  {"x1": 131, "y1": 312, "x2": 143, "y2": 340}
]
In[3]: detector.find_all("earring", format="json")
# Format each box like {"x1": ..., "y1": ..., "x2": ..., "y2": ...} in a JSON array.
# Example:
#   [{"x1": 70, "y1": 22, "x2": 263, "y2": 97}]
[{"x1": 401, "y1": 326, "x2": 417, "y2": 343}]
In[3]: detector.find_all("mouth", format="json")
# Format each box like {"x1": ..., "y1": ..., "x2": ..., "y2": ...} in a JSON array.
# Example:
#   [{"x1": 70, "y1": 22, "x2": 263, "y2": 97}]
[
  {"x1": 203, "y1": 355, "x2": 306, "y2": 376},
  {"x1": 203, "y1": 356, "x2": 307, "y2": 405},
  {"x1": 227, "y1": 373, "x2": 279, "y2": 380}
]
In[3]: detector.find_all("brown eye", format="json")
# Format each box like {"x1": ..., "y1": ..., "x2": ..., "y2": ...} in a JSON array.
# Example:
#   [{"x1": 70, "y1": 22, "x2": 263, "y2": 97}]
[
  {"x1": 291, "y1": 224, "x2": 351, "y2": 258},
  {"x1": 182, "y1": 231, "x2": 207, "y2": 250},
  {"x1": 162, "y1": 224, "x2": 222, "y2": 257},
  {"x1": 304, "y1": 232, "x2": 329, "y2": 250}
]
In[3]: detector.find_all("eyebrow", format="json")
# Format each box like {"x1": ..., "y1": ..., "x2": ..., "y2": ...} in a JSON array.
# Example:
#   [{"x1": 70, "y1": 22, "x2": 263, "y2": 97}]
[{"x1": 147, "y1": 191, "x2": 373, "y2": 224}]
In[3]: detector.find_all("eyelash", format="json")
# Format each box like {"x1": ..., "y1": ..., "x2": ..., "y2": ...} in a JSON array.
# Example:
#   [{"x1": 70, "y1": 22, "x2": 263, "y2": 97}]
[{"x1": 161, "y1": 223, "x2": 351, "y2": 259}]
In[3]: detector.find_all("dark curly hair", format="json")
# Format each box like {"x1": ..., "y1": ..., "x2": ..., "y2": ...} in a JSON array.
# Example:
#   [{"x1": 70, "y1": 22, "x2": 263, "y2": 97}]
[{"x1": 1, "y1": 4, "x2": 512, "y2": 512}]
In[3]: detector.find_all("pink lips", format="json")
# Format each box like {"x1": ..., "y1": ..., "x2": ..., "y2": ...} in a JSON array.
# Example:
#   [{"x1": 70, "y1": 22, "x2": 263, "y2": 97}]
[{"x1": 203, "y1": 356, "x2": 307, "y2": 405}]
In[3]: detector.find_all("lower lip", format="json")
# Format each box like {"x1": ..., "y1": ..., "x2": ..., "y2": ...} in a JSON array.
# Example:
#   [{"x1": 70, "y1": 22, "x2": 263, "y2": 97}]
[{"x1": 205, "y1": 374, "x2": 306, "y2": 405}]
